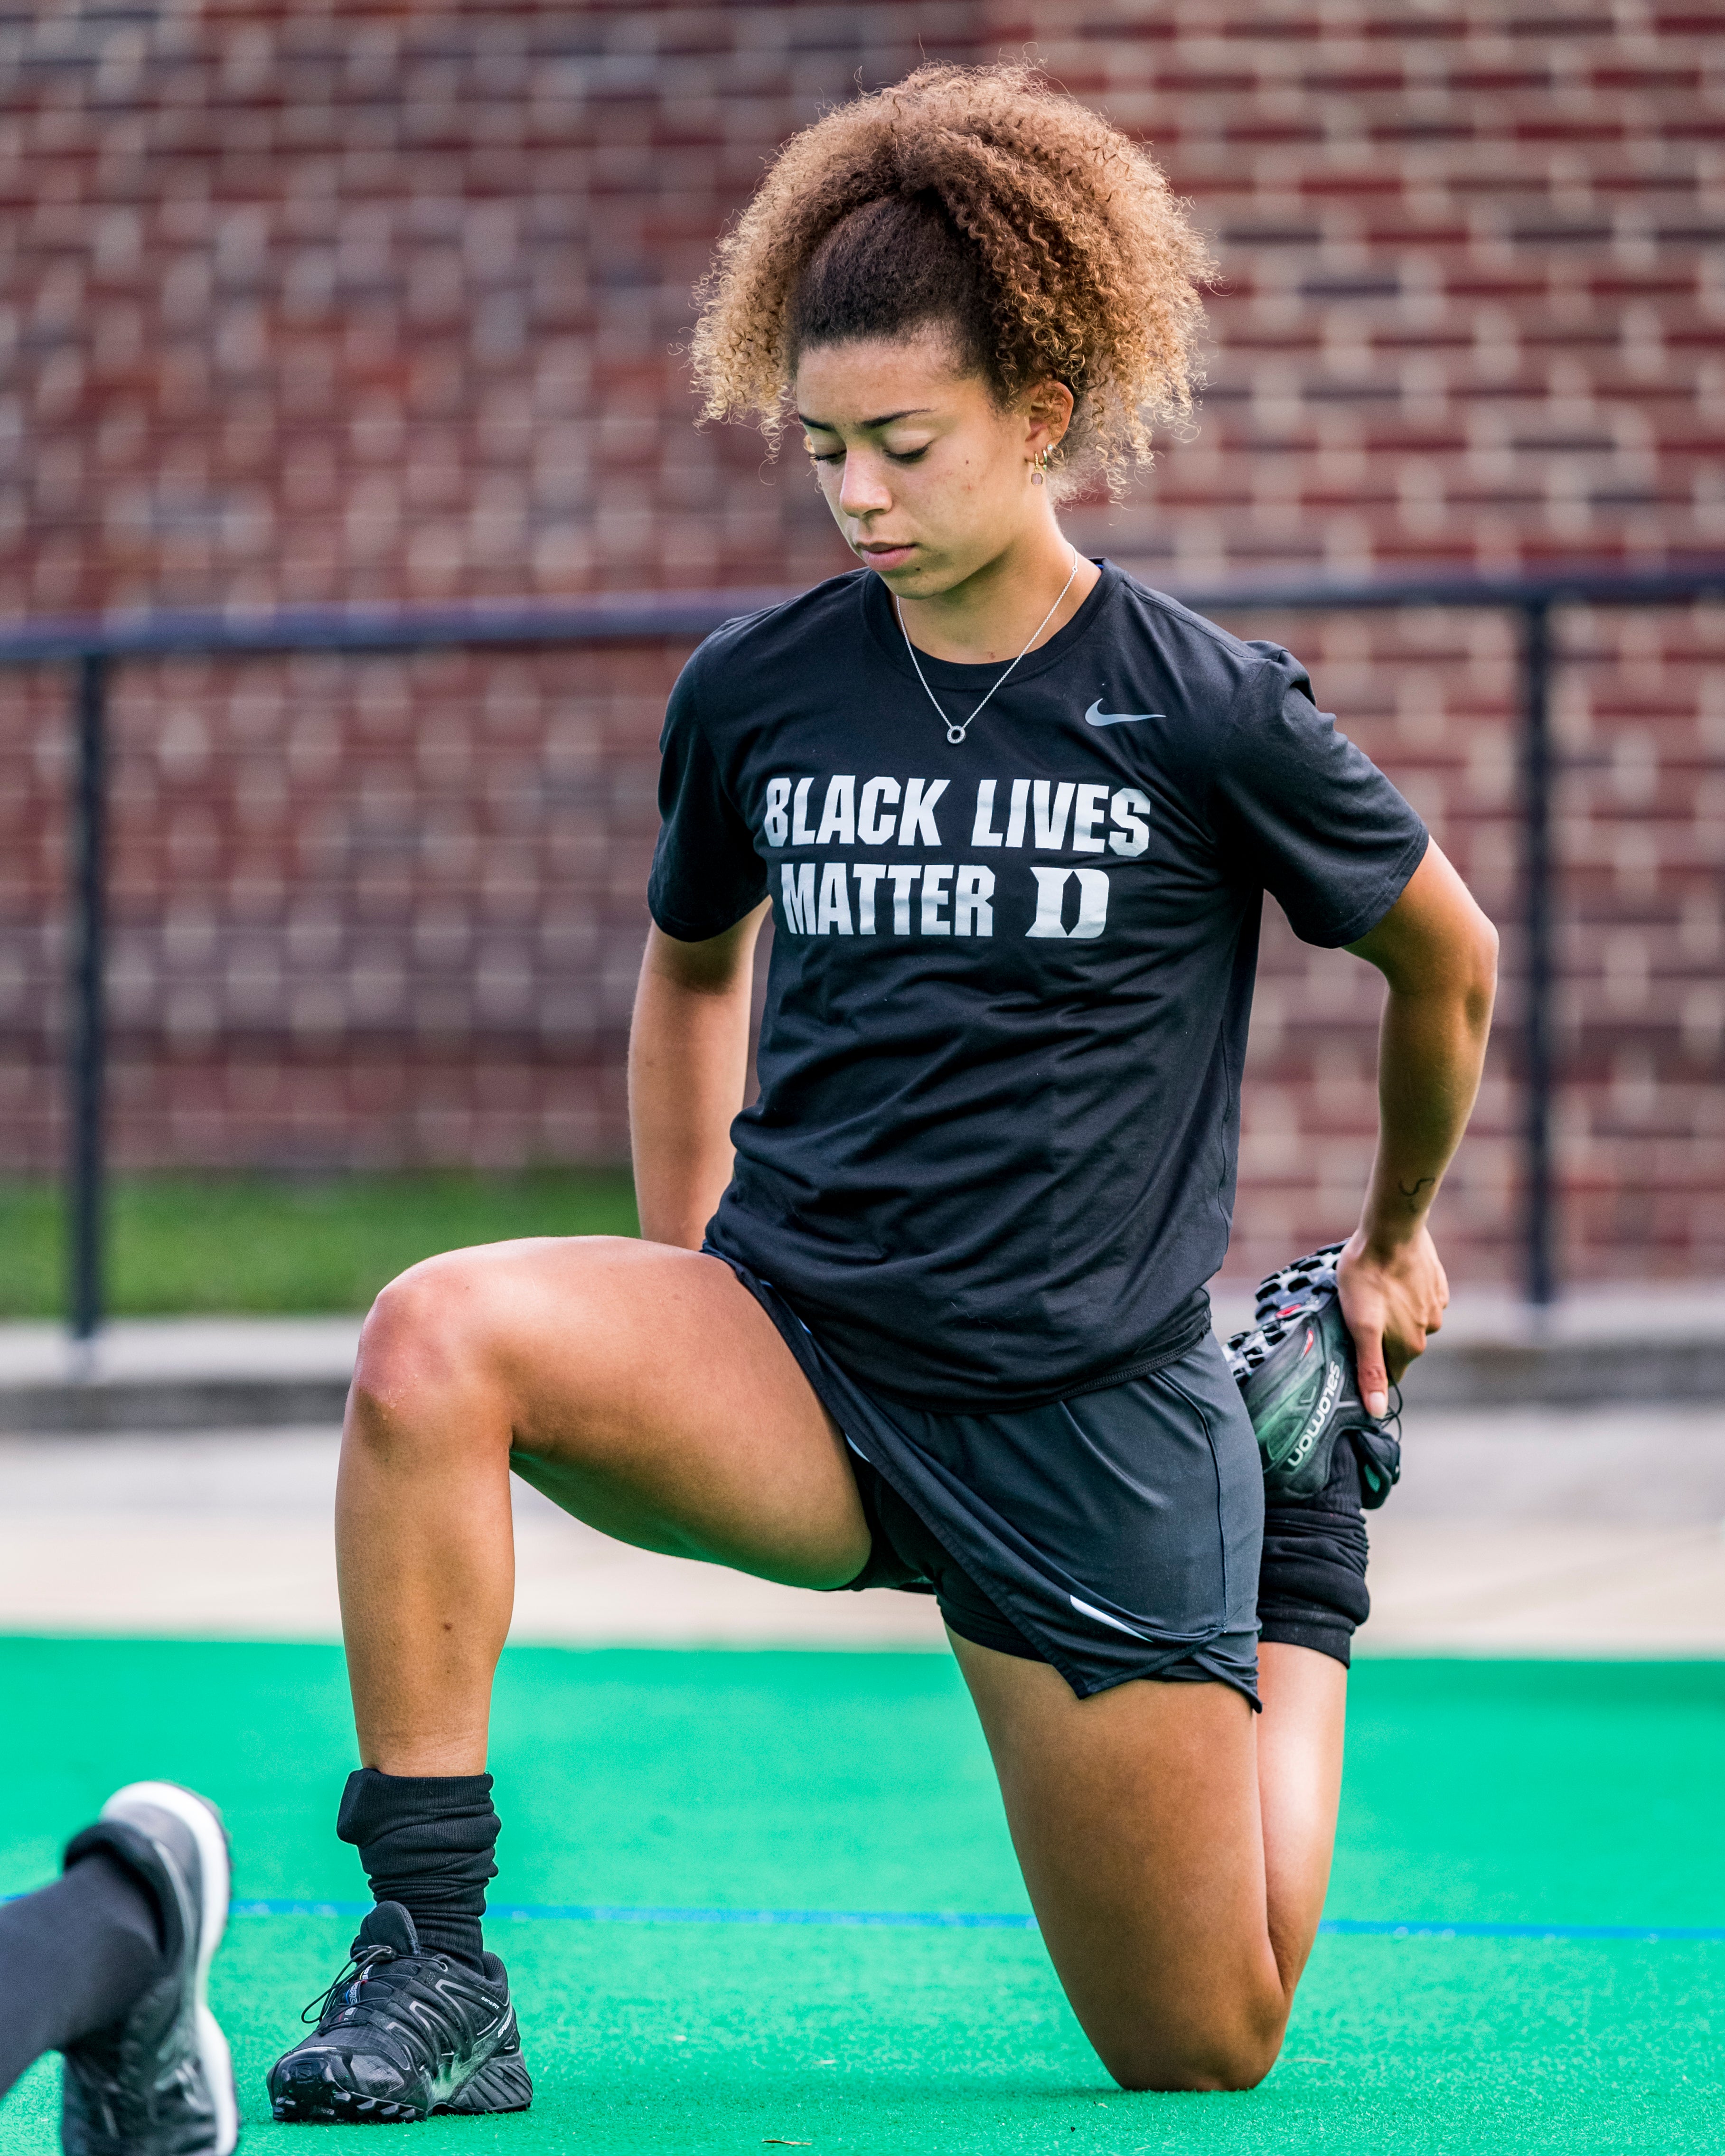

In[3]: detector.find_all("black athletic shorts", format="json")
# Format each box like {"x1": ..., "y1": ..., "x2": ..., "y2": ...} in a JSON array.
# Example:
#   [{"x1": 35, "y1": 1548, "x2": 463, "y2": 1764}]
[{"x1": 712, "y1": 1248, "x2": 1264, "y2": 1706}]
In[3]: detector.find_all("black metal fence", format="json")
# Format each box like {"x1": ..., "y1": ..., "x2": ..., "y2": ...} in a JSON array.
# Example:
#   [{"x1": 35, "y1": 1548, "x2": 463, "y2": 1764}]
[{"x1": 6, "y1": 563, "x2": 1724, "y2": 1339}]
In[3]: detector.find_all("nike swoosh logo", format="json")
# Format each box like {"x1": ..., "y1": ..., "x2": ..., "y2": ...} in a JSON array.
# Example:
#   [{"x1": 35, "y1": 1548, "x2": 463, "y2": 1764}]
[{"x1": 1083, "y1": 699, "x2": 1163, "y2": 727}]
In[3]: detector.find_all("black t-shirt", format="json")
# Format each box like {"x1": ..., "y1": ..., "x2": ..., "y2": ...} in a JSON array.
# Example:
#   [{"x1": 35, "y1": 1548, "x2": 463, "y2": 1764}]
[{"x1": 647, "y1": 561, "x2": 1428, "y2": 1409}]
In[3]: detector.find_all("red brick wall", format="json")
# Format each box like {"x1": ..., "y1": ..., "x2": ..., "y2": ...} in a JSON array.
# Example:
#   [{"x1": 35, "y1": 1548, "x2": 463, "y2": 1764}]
[
  {"x1": 1025, "y1": 3, "x2": 1725, "y2": 1283},
  {"x1": 3, "y1": 3, "x2": 1721, "y2": 1284}
]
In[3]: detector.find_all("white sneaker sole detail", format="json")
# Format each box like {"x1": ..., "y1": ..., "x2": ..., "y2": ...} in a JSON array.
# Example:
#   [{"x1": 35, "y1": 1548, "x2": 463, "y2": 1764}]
[{"x1": 102, "y1": 1781, "x2": 239, "y2": 2156}]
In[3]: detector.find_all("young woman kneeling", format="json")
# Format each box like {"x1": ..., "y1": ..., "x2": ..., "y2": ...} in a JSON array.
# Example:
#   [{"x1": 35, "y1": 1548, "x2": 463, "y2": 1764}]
[{"x1": 269, "y1": 64, "x2": 1497, "y2": 2118}]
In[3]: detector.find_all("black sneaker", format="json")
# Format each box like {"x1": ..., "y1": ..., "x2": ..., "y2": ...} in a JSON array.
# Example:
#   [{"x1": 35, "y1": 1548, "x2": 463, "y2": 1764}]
[
  {"x1": 268, "y1": 1902, "x2": 531, "y2": 2124},
  {"x1": 1224, "y1": 1242, "x2": 1402, "y2": 1509},
  {"x1": 60, "y1": 1780, "x2": 239, "y2": 2156}
]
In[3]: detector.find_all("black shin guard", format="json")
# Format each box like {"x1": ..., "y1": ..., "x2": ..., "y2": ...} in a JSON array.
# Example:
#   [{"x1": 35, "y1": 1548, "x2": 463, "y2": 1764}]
[
  {"x1": 337, "y1": 1769, "x2": 500, "y2": 1970},
  {"x1": 1257, "y1": 1437, "x2": 1371, "y2": 1668}
]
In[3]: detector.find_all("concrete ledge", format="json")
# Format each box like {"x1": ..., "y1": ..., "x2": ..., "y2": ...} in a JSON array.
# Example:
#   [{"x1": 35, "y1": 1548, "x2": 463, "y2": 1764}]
[
  {"x1": 4, "y1": 1415, "x2": 1722, "y2": 1647},
  {"x1": 0, "y1": 1377, "x2": 354, "y2": 1434},
  {"x1": 0, "y1": 1319, "x2": 359, "y2": 1434},
  {"x1": 2, "y1": 1288, "x2": 1723, "y2": 1432},
  {"x1": 1399, "y1": 1337, "x2": 1725, "y2": 1408}
]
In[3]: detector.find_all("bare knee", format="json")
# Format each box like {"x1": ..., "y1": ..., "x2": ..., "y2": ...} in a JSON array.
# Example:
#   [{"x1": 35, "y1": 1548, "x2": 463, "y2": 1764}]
[
  {"x1": 1100, "y1": 2014, "x2": 1283, "y2": 2095},
  {"x1": 347, "y1": 1253, "x2": 506, "y2": 1448}
]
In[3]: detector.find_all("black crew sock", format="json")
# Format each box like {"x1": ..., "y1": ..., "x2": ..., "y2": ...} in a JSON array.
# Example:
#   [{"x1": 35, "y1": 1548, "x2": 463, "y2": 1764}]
[
  {"x1": 0, "y1": 1852, "x2": 164, "y2": 2101},
  {"x1": 1258, "y1": 1437, "x2": 1371, "y2": 1667},
  {"x1": 337, "y1": 1768, "x2": 500, "y2": 1972}
]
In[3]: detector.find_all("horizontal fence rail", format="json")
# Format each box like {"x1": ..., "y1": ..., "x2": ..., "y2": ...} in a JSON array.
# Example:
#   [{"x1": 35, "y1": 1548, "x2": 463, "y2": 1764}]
[
  {"x1": 2, "y1": 564, "x2": 1723, "y2": 665},
  {"x1": 4, "y1": 561, "x2": 1724, "y2": 1340}
]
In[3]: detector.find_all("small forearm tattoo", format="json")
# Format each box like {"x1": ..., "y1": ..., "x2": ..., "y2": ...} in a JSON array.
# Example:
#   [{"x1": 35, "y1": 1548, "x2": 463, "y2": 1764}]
[{"x1": 1397, "y1": 1176, "x2": 1437, "y2": 1214}]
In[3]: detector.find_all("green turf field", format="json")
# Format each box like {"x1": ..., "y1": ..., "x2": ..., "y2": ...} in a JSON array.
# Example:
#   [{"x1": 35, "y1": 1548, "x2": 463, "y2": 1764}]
[
  {"x1": 0, "y1": 1169, "x2": 638, "y2": 1318},
  {"x1": 2, "y1": 1642, "x2": 1721, "y2": 2152}
]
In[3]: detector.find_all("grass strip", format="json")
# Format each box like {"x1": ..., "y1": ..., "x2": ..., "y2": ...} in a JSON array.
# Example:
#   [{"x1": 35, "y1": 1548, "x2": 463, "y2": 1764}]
[{"x1": 0, "y1": 1168, "x2": 639, "y2": 1317}]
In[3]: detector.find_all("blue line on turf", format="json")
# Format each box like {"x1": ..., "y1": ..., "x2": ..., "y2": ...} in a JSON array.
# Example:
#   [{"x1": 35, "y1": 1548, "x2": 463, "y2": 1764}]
[
  {"x1": 230, "y1": 1898, "x2": 1041, "y2": 1929},
  {"x1": 9, "y1": 1890, "x2": 1719, "y2": 1941},
  {"x1": 217, "y1": 1899, "x2": 1725, "y2": 1942}
]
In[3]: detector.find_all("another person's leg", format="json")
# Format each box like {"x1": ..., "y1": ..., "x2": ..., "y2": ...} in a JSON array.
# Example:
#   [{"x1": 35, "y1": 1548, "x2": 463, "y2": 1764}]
[
  {"x1": 950, "y1": 1636, "x2": 1346, "y2": 2092},
  {"x1": 0, "y1": 1782, "x2": 235, "y2": 2155},
  {"x1": 0, "y1": 1857, "x2": 161, "y2": 2103}
]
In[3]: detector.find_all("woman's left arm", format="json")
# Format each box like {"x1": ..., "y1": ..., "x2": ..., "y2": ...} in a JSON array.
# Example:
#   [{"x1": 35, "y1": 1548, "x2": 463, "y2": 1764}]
[{"x1": 1339, "y1": 841, "x2": 1500, "y2": 1415}]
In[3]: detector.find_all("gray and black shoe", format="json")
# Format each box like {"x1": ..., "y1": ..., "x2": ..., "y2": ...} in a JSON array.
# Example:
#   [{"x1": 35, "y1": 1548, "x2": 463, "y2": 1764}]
[
  {"x1": 1224, "y1": 1241, "x2": 1402, "y2": 1509},
  {"x1": 60, "y1": 1780, "x2": 239, "y2": 2156},
  {"x1": 268, "y1": 1901, "x2": 531, "y2": 2124}
]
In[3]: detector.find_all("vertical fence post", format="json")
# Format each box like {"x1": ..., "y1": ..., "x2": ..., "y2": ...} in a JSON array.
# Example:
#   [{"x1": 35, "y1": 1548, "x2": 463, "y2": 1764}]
[
  {"x1": 67, "y1": 650, "x2": 109, "y2": 1345},
  {"x1": 1519, "y1": 600, "x2": 1556, "y2": 1308}
]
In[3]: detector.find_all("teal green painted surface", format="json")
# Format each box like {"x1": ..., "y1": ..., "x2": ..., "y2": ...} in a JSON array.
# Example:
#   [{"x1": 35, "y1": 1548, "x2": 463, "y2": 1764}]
[{"x1": 2, "y1": 1642, "x2": 1721, "y2": 2152}]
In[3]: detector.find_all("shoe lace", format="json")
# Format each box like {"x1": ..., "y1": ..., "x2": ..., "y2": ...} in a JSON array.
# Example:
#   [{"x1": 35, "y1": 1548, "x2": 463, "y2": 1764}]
[{"x1": 300, "y1": 1940, "x2": 398, "y2": 2027}]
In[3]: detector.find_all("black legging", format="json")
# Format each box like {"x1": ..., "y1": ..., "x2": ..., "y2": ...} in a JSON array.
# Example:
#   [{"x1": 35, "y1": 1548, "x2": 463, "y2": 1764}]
[{"x1": 0, "y1": 1854, "x2": 162, "y2": 2101}]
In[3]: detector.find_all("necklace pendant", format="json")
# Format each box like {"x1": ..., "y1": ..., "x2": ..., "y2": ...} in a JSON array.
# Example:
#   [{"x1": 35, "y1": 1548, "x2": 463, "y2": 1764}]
[{"x1": 896, "y1": 550, "x2": 1081, "y2": 751}]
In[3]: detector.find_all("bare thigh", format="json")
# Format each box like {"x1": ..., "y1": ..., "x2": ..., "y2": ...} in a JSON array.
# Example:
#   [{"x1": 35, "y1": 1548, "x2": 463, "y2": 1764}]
[
  {"x1": 348, "y1": 1234, "x2": 869, "y2": 1584},
  {"x1": 338, "y1": 1237, "x2": 868, "y2": 1774},
  {"x1": 950, "y1": 1633, "x2": 1291, "y2": 2093}
]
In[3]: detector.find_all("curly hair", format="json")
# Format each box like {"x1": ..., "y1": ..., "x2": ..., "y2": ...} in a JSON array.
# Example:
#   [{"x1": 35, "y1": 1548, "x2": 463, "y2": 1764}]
[{"x1": 690, "y1": 64, "x2": 1213, "y2": 496}]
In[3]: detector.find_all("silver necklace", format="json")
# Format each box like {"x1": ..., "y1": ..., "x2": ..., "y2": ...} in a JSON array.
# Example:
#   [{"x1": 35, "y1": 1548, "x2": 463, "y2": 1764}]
[{"x1": 895, "y1": 553, "x2": 1082, "y2": 746}]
